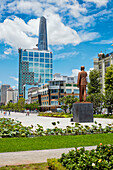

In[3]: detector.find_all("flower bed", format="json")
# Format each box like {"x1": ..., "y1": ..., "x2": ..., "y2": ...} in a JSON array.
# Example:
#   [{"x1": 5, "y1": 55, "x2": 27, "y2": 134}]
[
  {"x1": 57, "y1": 144, "x2": 113, "y2": 169},
  {"x1": 0, "y1": 118, "x2": 113, "y2": 138}
]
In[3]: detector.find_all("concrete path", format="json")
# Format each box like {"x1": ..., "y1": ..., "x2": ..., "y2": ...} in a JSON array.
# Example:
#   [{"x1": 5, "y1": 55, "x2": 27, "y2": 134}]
[{"x1": 0, "y1": 146, "x2": 97, "y2": 167}]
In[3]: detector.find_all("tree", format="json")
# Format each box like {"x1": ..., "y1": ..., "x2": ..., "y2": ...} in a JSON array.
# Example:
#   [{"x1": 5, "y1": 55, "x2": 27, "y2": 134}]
[
  {"x1": 104, "y1": 90, "x2": 113, "y2": 115},
  {"x1": 88, "y1": 69, "x2": 101, "y2": 95},
  {"x1": 59, "y1": 95, "x2": 78, "y2": 114},
  {"x1": 87, "y1": 93, "x2": 104, "y2": 114},
  {"x1": 104, "y1": 65, "x2": 113, "y2": 114},
  {"x1": 104, "y1": 64, "x2": 113, "y2": 92},
  {"x1": 17, "y1": 98, "x2": 25, "y2": 112}
]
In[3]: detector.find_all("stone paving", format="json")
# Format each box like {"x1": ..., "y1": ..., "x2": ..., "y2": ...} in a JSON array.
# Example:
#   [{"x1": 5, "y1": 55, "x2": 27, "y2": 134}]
[{"x1": 0, "y1": 111, "x2": 113, "y2": 167}]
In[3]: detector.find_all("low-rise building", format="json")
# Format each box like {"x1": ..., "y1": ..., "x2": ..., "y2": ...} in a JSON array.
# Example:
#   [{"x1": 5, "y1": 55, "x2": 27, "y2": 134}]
[{"x1": 28, "y1": 80, "x2": 83, "y2": 111}]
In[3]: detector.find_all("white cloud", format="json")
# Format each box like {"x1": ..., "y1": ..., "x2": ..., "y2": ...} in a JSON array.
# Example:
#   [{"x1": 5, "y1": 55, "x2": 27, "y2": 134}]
[
  {"x1": 83, "y1": 0, "x2": 108, "y2": 7},
  {"x1": 10, "y1": 77, "x2": 18, "y2": 82},
  {"x1": 0, "y1": 81, "x2": 2, "y2": 84},
  {"x1": 93, "y1": 39, "x2": 113, "y2": 44},
  {"x1": 79, "y1": 31, "x2": 100, "y2": 42},
  {"x1": 0, "y1": 17, "x2": 39, "y2": 49},
  {"x1": 4, "y1": 48, "x2": 12, "y2": 55},
  {"x1": 54, "y1": 51, "x2": 79, "y2": 60}
]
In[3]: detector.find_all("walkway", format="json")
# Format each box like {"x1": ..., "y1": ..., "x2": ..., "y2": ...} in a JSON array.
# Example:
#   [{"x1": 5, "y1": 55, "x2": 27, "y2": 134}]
[{"x1": 0, "y1": 146, "x2": 97, "y2": 167}]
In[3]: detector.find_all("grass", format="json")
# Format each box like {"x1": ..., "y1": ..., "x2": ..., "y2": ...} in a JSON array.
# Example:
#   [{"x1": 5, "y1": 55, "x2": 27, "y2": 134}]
[
  {"x1": 0, "y1": 163, "x2": 48, "y2": 170},
  {"x1": 0, "y1": 133, "x2": 113, "y2": 153}
]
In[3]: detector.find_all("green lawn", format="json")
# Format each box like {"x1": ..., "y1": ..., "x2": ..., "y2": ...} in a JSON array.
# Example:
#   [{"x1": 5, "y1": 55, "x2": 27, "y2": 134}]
[{"x1": 0, "y1": 133, "x2": 113, "y2": 152}]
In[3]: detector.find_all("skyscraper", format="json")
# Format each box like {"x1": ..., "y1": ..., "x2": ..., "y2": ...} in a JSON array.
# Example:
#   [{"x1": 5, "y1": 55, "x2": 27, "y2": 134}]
[
  {"x1": 18, "y1": 16, "x2": 53, "y2": 98},
  {"x1": 38, "y1": 16, "x2": 48, "y2": 51}
]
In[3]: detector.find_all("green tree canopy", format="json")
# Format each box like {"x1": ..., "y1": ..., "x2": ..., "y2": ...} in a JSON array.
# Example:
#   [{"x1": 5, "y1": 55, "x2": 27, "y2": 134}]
[
  {"x1": 87, "y1": 93, "x2": 104, "y2": 114},
  {"x1": 59, "y1": 95, "x2": 78, "y2": 114},
  {"x1": 104, "y1": 64, "x2": 113, "y2": 92},
  {"x1": 88, "y1": 69, "x2": 101, "y2": 95}
]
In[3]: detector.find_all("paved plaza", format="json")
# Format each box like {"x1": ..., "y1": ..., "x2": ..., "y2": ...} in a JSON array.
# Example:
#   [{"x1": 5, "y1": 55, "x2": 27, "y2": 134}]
[{"x1": 0, "y1": 111, "x2": 113, "y2": 130}]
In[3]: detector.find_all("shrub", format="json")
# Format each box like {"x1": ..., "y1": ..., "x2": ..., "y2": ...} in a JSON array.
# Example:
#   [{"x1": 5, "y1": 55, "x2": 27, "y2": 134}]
[
  {"x1": 47, "y1": 158, "x2": 66, "y2": 170},
  {"x1": 58, "y1": 144, "x2": 113, "y2": 170}
]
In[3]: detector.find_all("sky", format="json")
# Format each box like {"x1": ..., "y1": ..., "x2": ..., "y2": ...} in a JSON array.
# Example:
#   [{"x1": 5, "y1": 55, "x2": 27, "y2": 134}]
[{"x1": 0, "y1": 0, "x2": 113, "y2": 89}]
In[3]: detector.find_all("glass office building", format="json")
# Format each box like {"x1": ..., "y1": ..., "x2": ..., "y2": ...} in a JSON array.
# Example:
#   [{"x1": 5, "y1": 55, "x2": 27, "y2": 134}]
[
  {"x1": 18, "y1": 16, "x2": 53, "y2": 98},
  {"x1": 18, "y1": 49, "x2": 53, "y2": 98}
]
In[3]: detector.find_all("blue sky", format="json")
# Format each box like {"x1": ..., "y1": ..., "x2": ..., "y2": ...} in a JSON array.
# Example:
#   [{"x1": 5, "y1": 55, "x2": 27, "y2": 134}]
[{"x1": 0, "y1": 0, "x2": 113, "y2": 89}]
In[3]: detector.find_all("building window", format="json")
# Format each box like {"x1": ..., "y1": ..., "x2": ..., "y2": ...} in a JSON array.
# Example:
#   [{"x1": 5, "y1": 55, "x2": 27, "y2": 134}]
[
  {"x1": 29, "y1": 58, "x2": 33, "y2": 62},
  {"x1": 74, "y1": 89, "x2": 79, "y2": 94},
  {"x1": 29, "y1": 63, "x2": 33, "y2": 67},
  {"x1": 34, "y1": 63, "x2": 39, "y2": 67},
  {"x1": 40, "y1": 53, "x2": 44, "y2": 58},
  {"x1": 23, "y1": 51, "x2": 28, "y2": 56},
  {"x1": 23, "y1": 57, "x2": 28, "y2": 61},
  {"x1": 60, "y1": 89, "x2": 64, "y2": 93},
  {"x1": 51, "y1": 101, "x2": 58, "y2": 105},
  {"x1": 34, "y1": 52, "x2": 39, "y2": 57},
  {"x1": 45, "y1": 53, "x2": 49, "y2": 58},
  {"x1": 40, "y1": 63, "x2": 44, "y2": 67},
  {"x1": 29, "y1": 52, "x2": 33, "y2": 57},
  {"x1": 51, "y1": 89, "x2": 58, "y2": 93},
  {"x1": 51, "y1": 96, "x2": 58, "y2": 99},
  {"x1": 45, "y1": 59, "x2": 49, "y2": 63},
  {"x1": 40, "y1": 58, "x2": 44, "y2": 62},
  {"x1": 34, "y1": 58, "x2": 39, "y2": 62},
  {"x1": 45, "y1": 64, "x2": 49, "y2": 68},
  {"x1": 66, "y1": 89, "x2": 72, "y2": 93},
  {"x1": 45, "y1": 69, "x2": 49, "y2": 73}
]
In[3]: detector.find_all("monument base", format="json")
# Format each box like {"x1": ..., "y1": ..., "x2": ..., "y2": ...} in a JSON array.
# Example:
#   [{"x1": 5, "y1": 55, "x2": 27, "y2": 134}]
[{"x1": 72, "y1": 102, "x2": 93, "y2": 123}]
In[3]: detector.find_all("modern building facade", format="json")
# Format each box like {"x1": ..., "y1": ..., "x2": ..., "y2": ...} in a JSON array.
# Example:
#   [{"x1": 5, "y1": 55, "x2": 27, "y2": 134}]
[
  {"x1": 18, "y1": 16, "x2": 53, "y2": 98},
  {"x1": 94, "y1": 51, "x2": 113, "y2": 92},
  {"x1": 1, "y1": 84, "x2": 10, "y2": 104},
  {"x1": 28, "y1": 80, "x2": 81, "y2": 111}
]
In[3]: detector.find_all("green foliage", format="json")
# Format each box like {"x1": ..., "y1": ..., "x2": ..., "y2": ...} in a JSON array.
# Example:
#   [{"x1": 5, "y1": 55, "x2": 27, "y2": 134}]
[
  {"x1": 59, "y1": 95, "x2": 78, "y2": 114},
  {"x1": 25, "y1": 101, "x2": 39, "y2": 111},
  {"x1": 93, "y1": 114, "x2": 113, "y2": 119},
  {"x1": 17, "y1": 98, "x2": 25, "y2": 112},
  {"x1": 88, "y1": 69, "x2": 101, "y2": 94},
  {"x1": 38, "y1": 112, "x2": 72, "y2": 118},
  {"x1": 0, "y1": 118, "x2": 113, "y2": 138},
  {"x1": 104, "y1": 90, "x2": 113, "y2": 114},
  {"x1": 87, "y1": 93, "x2": 104, "y2": 113},
  {"x1": 47, "y1": 158, "x2": 66, "y2": 170},
  {"x1": 0, "y1": 118, "x2": 33, "y2": 137},
  {"x1": 59, "y1": 144, "x2": 113, "y2": 170},
  {"x1": 104, "y1": 64, "x2": 113, "y2": 92}
]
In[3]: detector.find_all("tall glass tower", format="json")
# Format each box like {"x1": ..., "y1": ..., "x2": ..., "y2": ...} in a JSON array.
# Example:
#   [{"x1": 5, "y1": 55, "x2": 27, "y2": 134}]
[
  {"x1": 18, "y1": 16, "x2": 53, "y2": 98},
  {"x1": 38, "y1": 16, "x2": 48, "y2": 51}
]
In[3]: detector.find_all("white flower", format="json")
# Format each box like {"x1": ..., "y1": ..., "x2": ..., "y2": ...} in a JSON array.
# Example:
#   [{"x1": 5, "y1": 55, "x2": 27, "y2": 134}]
[{"x1": 92, "y1": 163, "x2": 95, "y2": 167}]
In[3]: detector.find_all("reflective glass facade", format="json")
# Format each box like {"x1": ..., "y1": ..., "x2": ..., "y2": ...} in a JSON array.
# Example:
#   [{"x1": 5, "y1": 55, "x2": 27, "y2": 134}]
[
  {"x1": 38, "y1": 16, "x2": 48, "y2": 51},
  {"x1": 18, "y1": 49, "x2": 53, "y2": 98}
]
